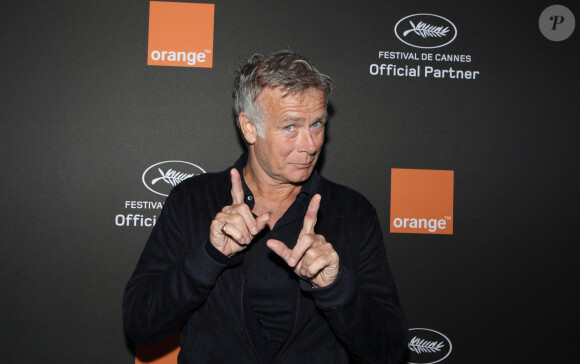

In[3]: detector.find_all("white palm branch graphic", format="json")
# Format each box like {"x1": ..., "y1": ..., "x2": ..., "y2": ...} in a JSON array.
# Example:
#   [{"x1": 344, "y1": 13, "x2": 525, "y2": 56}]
[
  {"x1": 151, "y1": 168, "x2": 194, "y2": 186},
  {"x1": 408, "y1": 336, "x2": 444, "y2": 354},
  {"x1": 403, "y1": 21, "x2": 449, "y2": 38}
]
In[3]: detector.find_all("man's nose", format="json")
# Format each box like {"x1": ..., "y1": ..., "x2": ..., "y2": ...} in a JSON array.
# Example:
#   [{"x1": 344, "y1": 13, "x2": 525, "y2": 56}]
[{"x1": 298, "y1": 128, "x2": 317, "y2": 154}]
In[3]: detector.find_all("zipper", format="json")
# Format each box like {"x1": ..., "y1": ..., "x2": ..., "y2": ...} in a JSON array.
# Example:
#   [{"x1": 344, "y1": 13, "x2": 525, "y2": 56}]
[
  {"x1": 272, "y1": 283, "x2": 301, "y2": 364},
  {"x1": 240, "y1": 253, "x2": 261, "y2": 362}
]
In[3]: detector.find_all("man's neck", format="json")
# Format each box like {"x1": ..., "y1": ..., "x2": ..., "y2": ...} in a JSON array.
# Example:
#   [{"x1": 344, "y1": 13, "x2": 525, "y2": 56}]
[{"x1": 242, "y1": 157, "x2": 302, "y2": 204}]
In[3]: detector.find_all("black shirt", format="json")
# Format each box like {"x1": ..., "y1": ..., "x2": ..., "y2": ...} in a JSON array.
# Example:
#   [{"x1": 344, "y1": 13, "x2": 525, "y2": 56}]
[{"x1": 237, "y1": 155, "x2": 318, "y2": 360}]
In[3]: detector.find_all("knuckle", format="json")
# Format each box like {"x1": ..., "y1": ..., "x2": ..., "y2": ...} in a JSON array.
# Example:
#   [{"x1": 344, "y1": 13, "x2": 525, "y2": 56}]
[
  {"x1": 231, "y1": 229, "x2": 243, "y2": 241},
  {"x1": 304, "y1": 248, "x2": 319, "y2": 260},
  {"x1": 307, "y1": 265, "x2": 319, "y2": 276},
  {"x1": 302, "y1": 234, "x2": 315, "y2": 245},
  {"x1": 232, "y1": 214, "x2": 244, "y2": 226}
]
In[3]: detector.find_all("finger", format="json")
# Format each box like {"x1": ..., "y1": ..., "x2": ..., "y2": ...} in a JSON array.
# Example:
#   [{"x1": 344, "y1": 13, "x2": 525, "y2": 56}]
[
  {"x1": 297, "y1": 243, "x2": 328, "y2": 276},
  {"x1": 229, "y1": 204, "x2": 259, "y2": 236},
  {"x1": 230, "y1": 168, "x2": 245, "y2": 205},
  {"x1": 266, "y1": 239, "x2": 293, "y2": 263},
  {"x1": 221, "y1": 221, "x2": 249, "y2": 245},
  {"x1": 302, "y1": 251, "x2": 337, "y2": 278},
  {"x1": 287, "y1": 234, "x2": 318, "y2": 268},
  {"x1": 300, "y1": 194, "x2": 321, "y2": 235},
  {"x1": 217, "y1": 212, "x2": 252, "y2": 244},
  {"x1": 227, "y1": 212, "x2": 254, "y2": 242}
]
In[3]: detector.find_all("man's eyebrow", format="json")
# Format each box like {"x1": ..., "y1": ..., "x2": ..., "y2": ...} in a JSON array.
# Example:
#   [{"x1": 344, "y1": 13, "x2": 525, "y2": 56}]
[{"x1": 315, "y1": 114, "x2": 329, "y2": 122}]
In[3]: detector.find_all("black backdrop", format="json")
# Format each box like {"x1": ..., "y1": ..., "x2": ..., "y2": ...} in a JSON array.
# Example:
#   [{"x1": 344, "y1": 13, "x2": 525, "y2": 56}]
[{"x1": 1, "y1": 1, "x2": 578, "y2": 363}]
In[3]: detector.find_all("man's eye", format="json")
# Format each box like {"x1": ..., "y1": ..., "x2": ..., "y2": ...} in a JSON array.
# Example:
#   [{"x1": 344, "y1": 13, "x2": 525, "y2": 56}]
[
  {"x1": 311, "y1": 121, "x2": 323, "y2": 129},
  {"x1": 283, "y1": 125, "x2": 295, "y2": 131}
]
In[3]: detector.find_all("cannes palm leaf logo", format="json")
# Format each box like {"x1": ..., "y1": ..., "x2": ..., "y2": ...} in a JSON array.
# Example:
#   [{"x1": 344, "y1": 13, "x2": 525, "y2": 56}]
[
  {"x1": 403, "y1": 21, "x2": 449, "y2": 38},
  {"x1": 408, "y1": 336, "x2": 445, "y2": 354},
  {"x1": 151, "y1": 168, "x2": 194, "y2": 187}
]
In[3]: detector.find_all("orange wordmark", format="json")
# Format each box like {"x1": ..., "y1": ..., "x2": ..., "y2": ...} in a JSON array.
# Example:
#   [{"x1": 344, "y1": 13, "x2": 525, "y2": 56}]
[
  {"x1": 390, "y1": 168, "x2": 454, "y2": 235},
  {"x1": 148, "y1": 2, "x2": 214, "y2": 68}
]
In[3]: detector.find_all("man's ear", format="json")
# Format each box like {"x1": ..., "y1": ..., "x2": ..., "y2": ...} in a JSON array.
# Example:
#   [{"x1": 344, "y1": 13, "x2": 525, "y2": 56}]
[{"x1": 239, "y1": 112, "x2": 257, "y2": 144}]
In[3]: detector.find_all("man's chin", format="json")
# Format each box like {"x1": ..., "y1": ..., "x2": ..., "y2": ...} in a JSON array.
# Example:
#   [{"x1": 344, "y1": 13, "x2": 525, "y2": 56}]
[{"x1": 286, "y1": 169, "x2": 314, "y2": 184}]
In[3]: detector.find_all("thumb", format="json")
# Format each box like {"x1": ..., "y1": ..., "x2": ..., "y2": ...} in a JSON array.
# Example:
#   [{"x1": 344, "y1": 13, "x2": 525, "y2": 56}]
[
  {"x1": 255, "y1": 213, "x2": 270, "y2": 233},
  {"x1": 266, "y1": 239, "x2": 293, "y2": 264}
]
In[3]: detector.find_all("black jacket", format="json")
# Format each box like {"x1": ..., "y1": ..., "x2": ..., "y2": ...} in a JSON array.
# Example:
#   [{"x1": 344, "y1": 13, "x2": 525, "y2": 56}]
[{"x1": 123, "y1": 156, "x2": 407, "y2": 363}]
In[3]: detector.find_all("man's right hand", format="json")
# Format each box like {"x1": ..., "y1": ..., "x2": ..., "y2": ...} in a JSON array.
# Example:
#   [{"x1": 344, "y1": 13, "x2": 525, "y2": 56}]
[{"x1": 209, "y1": 168, "x2": 270, "y2": 257}]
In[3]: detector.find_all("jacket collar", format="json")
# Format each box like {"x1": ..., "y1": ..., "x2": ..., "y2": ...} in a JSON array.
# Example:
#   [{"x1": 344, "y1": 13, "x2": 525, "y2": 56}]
[{"x1": 232, "y1": 153, "x2": 320, "y2": 205}]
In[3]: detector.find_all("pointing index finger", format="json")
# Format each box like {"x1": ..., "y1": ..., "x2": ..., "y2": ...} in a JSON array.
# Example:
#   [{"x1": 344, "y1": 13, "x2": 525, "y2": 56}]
[
  {"x1": 301, "y1": 194, "x2": 321, "y2": 235},
  {"x1": 230, "y1": 168, "x2": 245, "y2": 205}
]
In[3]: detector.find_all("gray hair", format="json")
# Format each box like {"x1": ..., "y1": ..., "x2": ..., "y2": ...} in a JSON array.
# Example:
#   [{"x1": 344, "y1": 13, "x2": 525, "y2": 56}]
[{"x1": 233, "y1": 50, "x2": 333, "y2": 138}]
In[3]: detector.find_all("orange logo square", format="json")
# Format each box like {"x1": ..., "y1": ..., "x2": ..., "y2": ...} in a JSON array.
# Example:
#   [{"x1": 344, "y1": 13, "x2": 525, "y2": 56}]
[
  {"x1": 148, "y1": 1, "x2": 214, "y2": 68},
  {"x1": 390, "y1": 168, "x2": 454, "y2": 235}
]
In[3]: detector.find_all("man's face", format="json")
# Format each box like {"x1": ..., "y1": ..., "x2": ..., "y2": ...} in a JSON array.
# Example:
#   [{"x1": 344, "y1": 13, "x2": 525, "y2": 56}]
[{"x1": 250, "y1": 87, "x2": 328, "y2": 185}]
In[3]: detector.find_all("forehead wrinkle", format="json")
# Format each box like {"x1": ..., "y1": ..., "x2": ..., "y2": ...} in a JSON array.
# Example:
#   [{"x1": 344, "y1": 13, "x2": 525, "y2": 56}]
[
  {"x1": 279, "y1": 111, "x2": 327, "y2": 125},
  {"x1": 280, "y1": 116, "x2": 304, "y2": 123}
]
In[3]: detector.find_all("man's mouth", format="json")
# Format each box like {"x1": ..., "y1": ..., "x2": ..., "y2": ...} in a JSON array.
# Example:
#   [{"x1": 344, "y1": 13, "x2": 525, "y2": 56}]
[{"x1": 294, "y1": 160, "x2": 313, "y2": 167}]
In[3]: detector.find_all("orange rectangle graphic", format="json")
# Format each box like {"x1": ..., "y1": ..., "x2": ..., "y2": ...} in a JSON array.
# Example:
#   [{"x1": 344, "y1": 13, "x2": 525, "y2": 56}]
[
  {"x1": 148, "y1": 2, "x2": 214, "y2": 68},
  {"x1": 390, "y1": 168, "x2": 454, "y2": 235}
]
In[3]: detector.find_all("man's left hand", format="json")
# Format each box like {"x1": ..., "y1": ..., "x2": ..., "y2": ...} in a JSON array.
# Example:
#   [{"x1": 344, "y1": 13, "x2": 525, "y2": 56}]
[{"x1": 267, "y1": 194, "x2": 339, "y2": 288}]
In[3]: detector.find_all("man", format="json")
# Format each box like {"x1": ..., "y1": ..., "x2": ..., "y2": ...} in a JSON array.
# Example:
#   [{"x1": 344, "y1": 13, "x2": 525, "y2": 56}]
[{"x1": 123, "y1": 50, "x2": 407, "y2": 363}]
